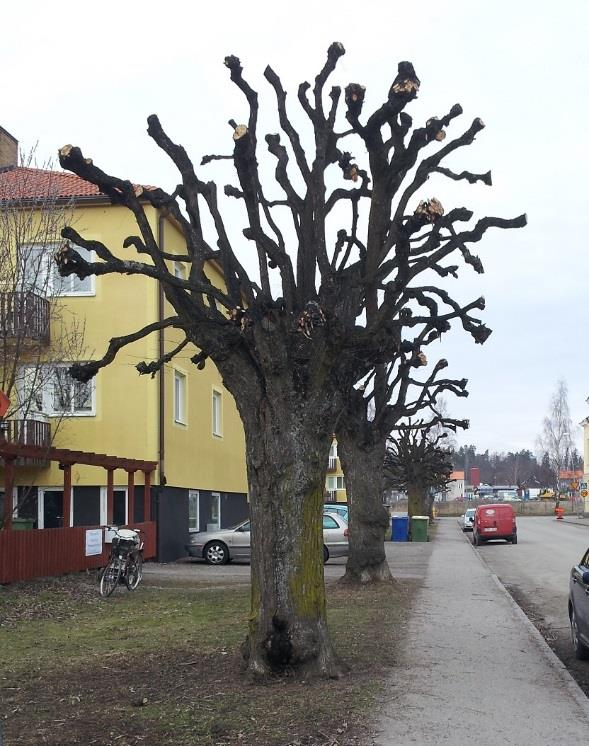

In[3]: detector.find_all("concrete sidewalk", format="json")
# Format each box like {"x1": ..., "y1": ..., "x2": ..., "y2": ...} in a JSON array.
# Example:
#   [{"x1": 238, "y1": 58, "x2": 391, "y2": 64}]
[{"x1": 374, "y1": 519, "x2": 589, "y2": 745}]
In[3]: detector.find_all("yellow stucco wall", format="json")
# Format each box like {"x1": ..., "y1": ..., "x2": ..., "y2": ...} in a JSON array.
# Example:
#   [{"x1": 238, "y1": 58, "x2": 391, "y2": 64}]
[{"x1": 6, "y1": 202, "x2": 247, "y2": 494}]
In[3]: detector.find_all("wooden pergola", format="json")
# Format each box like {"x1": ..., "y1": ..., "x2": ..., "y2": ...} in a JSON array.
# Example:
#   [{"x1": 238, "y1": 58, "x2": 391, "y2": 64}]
[{"x1": 0, "y1": 439, "x2": 157, "y2": 530}]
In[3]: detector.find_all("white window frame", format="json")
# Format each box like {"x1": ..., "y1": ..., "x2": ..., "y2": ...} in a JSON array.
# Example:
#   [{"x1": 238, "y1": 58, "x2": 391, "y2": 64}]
[
  {"x1": 99, "y1": 487, "x2": 128, "y2": 526},
  {"x1": 21, "y1": 242, "x2": 96, "y2": 297},
  {"x1": 188, "y1": 490, "x2": 200, "y2": 533},
  {"x1": 212, "y1": 388, "x2": 222, "y2": 437},
  {"x1": 20, "y1": 364, "x2": 95, "y2": 417},
  {"x1": 174, "y1": 369, "x2": 187, "y2": 425},
  {"x1": 209, "y1": 492, "x2": 221, "y2": 531},
  {"x1": 327, "y1": 476, "x2": 345, "y2": 491},
  {"x1": 173, "y1": 260, "x2": 186, "y2": 279}
]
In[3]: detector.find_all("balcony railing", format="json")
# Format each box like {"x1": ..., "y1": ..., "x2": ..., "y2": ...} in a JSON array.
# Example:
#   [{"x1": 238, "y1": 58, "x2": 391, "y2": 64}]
[
  {"x1": 328, "y1": 457, "x2": 338, "y2": 472},
  {"x1": 325, "y1": 489, "x2": 338, "y2": 503},
  {"x1": 1, "y1": 418, "x2": 51, "y2": 466},
  {"x1": 0, "y1": 291, "x2": 50, "y2": 344}
]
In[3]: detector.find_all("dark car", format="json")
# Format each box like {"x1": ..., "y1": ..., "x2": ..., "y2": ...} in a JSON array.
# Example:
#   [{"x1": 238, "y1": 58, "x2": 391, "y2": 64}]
[{"x1": 569, "y1": 546, "x2": 589, "y2": 659}]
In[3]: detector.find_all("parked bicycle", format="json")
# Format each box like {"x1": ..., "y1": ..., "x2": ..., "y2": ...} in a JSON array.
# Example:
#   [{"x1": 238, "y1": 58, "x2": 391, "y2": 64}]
[{"x1": 99, "y1": 527, "x2": 144, "y2": 597}]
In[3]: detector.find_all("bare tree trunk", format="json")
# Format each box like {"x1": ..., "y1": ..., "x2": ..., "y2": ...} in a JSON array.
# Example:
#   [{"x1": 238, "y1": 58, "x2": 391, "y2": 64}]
[
  {"x1": 407, "y1": 483, "x2": 427, "y2": 519},
  {"x1": 337, "y1": 435, "x2": 392, "y2": 585},
  {"x1": 228, "y1": 366, "x2": 347, "y2": 679}
]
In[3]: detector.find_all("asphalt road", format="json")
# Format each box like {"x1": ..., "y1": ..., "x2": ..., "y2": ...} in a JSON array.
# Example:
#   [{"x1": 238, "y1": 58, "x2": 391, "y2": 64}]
[{"x1": 465, "y1": 515, "x2": 589, "y2": 695}]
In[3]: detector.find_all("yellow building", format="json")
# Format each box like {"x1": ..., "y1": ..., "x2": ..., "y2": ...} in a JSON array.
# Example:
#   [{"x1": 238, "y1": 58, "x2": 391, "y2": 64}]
[
  {"x1": 0, "y1": 126, "x2": 248, "y2": 560},
  {"x1": 325, "y1": 439, "x2": 347, "y2": 504}
]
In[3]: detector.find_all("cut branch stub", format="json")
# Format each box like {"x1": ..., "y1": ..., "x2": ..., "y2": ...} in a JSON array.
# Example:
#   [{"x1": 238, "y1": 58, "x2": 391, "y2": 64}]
[
  {"x1": 469, "y1": 324, "x2": 492, "y2": 344},
  {"x1": 69, "y1": 361, "x2": 101, "y2": 383},
  {"x1": 55, "y1": 242, "x2": 92, "y2": 279},
  {"x1": 233, "y1": 124, "x2": 248, "y2": 141},
  {"x1": 338, "y1": 151, "x2": 360, "y2": 182},
  {"x1": 414, "y1": 198, "x2": 444, "y2": 225},
  {"x1": 190, "y1": 351, "x2": 208, "y2": 370},
  {"x1": 345, "y1": 83, "x2": 366, "y2": 117},
  {"x1": 389, "y1": 61, "x2": 420, "y2": 99},
  {"x1": 297, "y1": 302, "x2": 326, "y2": 339},
  {"x1": 136, "y1": 360, "x2": 161, "y2": 378}
]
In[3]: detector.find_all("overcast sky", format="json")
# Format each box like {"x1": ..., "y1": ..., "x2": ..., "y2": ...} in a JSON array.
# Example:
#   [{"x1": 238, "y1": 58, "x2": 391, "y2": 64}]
[{"x1": 2, "y1": 0, "x2": 587, "y2": 456}]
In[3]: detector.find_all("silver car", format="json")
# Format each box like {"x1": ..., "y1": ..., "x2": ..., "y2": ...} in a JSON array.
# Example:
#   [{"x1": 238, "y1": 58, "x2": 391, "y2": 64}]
[
  {"x1": 460, "y1": 508, "x2": 476, "y2": 532},
  {"x1": 186, "y1": 511, "x2": 349, "y2": 565}
]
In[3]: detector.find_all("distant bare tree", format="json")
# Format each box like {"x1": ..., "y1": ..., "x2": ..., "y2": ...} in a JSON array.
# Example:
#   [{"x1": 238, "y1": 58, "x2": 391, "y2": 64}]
[
  {"x1": 384, "y1": 417, "x2": 463, "y2": 519},
  {"x1": 0, "y1": 150, "x2": 85, "y2": 526},
  {"x1": 537, "y1": 378, "x2": 573, "y2": 494}
]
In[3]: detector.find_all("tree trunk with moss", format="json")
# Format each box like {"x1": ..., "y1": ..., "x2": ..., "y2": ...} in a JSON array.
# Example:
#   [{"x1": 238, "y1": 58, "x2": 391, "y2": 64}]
[
  {"x1": 240, "y1": 402, "x2": 344, "y2": 677},
  {"x1": 337, "y1": 433, "x2": 392, "y2": 584},
  {"x1": 214, "y1": 326, "x2": 348, "y2": 678},
  {"x1": 407, "y1": 483, "x2": 427, "y2": 520}
]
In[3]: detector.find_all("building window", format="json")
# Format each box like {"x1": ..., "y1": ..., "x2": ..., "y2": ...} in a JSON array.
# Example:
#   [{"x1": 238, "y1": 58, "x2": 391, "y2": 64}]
[
  {"x1": 20, "y1": 364, "x2": 95, "y2": 417},
  {"x1": 174, "y1": 370, "x2": 186, "y2": 424},
  {"x1": 173, "y1": 261, "x2": 186, "y2": 279},
  {"x1": 21, "y1": 243, "x2": 95, "y2": 296},
  {"x1": 188, "y1": 490, "x2": 199, "y2": 532},
  {"x1": 212, "y1": 389, "x2": 222, "y2": 436},
  {"x1": 209, "y1": 492, "x2": 220, "y2": 530},
  {"x1": 327, "y1": 476, "x2": 345, "y2": 491}
]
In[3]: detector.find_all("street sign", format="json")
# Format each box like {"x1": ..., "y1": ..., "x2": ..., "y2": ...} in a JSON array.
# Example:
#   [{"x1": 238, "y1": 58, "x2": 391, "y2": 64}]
[
  {"x1": 581, "y1": 490, "x2": 588, "y2": 498},
  {"x1": 0, "y1": 390, "x2": 9, "y2": 418}
]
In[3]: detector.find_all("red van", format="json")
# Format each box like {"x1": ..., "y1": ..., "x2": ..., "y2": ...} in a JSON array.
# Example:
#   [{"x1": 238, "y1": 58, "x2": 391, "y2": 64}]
[{"x1": 472, "y1": 503, "x2": 517, "y2": 546}]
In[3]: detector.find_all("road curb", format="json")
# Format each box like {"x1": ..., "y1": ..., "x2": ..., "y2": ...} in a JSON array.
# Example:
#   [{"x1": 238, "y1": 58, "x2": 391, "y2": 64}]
[{"x1": 466, "y1": 532, "x2": 589, "y2": 718}]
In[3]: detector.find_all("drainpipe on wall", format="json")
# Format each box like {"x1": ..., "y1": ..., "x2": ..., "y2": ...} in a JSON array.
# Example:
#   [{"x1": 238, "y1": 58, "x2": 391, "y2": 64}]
[{"x1": 157, "y1": 214, "x2": 166, "y2": 492}]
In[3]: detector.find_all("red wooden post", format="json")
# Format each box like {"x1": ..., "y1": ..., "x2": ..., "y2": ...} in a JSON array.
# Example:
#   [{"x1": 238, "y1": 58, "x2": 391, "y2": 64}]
[
  {"x1": 127, "y1": 470, "x2": 135, "y2": 525},
  {"x1": 143, "y1": 469, "x2": 152, "y2": 522},
  {"x1": 106, "y1": 468, "x2": 114, "y2": 524},
  {"x1": 3, "y1": 457, "x2": 15, "y2": 530},
  {"x1": 62, "y1": 463, "x2": 72, "y2": 528}
]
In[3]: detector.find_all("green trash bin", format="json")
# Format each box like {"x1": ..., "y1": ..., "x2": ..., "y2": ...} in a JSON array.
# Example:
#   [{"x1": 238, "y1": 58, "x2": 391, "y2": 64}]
[
  {"x1": 411, "y1": 515, "x2": 429, "y2": 542},
  {"x1": 12, "y1": 518, "x2": 34, "y2": 531}
]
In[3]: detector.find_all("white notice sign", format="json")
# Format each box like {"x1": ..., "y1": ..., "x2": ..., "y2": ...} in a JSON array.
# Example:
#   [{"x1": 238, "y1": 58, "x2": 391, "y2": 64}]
[{"x1": 85, "y1": 529, "x2": 103, "y2": 556}]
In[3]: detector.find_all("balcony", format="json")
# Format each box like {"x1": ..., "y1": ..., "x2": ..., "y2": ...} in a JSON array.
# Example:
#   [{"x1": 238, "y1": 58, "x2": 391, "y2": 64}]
[
  {"x1": 328, "y1": 457, "x2": 338, "y2": 472},
  {"x1": 1, "y1": 418, "x2": 51, "y2": 466},
  {"x1": 0, "y1": 291, "x2": 50, "y2": 344},
  {"x1": 326, "y1": 489, "x2": 338, "y2": 503}
]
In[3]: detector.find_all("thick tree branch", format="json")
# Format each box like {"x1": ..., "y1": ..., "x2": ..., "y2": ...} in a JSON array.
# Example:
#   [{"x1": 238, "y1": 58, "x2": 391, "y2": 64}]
[{"x1": 69, "y1": 317, "x2": 183, "y2": 382}]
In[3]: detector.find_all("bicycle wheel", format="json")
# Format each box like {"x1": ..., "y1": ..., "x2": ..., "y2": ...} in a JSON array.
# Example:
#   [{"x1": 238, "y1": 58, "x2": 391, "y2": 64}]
[
  {"x1": 100, "y1": 559, "x2": 122, "y2": 597},
  {"x1": 125, "y1": 554, "x2": 143, "y2": 591}
]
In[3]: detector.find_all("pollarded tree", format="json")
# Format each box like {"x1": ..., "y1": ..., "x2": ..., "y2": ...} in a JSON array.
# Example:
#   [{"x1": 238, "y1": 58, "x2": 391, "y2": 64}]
[
  {"x1": 56, "y1": 43, "x2": 525, "y2": 678},
  {"x1": 338, "y1": 346, "x2": 469, "y2": 584},
  {"x1": 384, "y1": 418, "x2": 462, "y2": 519}
]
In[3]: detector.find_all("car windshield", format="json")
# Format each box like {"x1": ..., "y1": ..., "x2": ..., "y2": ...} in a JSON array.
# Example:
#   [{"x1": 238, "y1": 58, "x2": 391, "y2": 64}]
[{"x1": 465, "y1": 510, "x2": 475, "y2": 518}]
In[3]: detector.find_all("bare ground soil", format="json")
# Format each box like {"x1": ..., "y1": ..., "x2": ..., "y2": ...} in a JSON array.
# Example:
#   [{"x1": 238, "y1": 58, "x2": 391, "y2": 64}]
[{"x1": 0, "y1": 572, "x2": 418, "y2": 746}]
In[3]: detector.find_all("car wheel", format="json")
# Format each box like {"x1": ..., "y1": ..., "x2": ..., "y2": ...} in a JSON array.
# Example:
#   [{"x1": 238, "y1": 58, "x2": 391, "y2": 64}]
[
  {"x1": 475, "y1": 533, "x2": 482, "y2": 546},
  {"x1": 203, "y1": 541, "x2": 229, "y2": 565},
  {"x1": 511, "y1": 534, "x2": 518, "y2": 545},
  {"x1": 570, "y1": 607, "x2": 589, "y2": 660},
  {"x1": 323, "y1": 545, "x2": 329, "y2": 564}
]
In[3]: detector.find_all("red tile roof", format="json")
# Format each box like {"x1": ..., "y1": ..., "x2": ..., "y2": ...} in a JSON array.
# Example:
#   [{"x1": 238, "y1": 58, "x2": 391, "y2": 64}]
[{"x1": 0, "y1": 166, "x2": 104, "y2": 200}]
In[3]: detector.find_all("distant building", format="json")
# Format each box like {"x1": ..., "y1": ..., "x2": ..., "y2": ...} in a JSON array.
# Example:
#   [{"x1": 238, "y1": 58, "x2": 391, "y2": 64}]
[{"x1": 446, "y1": 470, "x2": 465, "y2": 501}]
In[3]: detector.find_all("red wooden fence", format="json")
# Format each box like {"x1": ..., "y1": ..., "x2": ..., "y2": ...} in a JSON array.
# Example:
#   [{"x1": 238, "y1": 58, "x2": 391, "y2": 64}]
[{"x1": 0, "y1": 521, "x2": 156, "y2": 584}]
